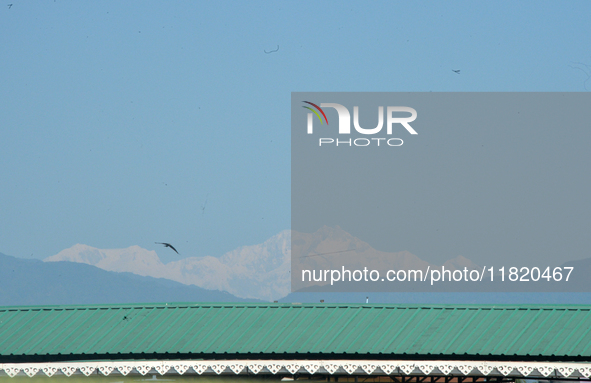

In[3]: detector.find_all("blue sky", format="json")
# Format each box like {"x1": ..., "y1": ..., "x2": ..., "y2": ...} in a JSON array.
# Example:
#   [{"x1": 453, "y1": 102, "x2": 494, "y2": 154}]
[{"x1": 1, "y1": 1, "x2": 590, "y2": 263}]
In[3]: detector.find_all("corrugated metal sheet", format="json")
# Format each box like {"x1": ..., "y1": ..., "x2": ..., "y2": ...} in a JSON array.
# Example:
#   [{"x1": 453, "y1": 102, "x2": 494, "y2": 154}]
[{"x1": 1, "y1": 303, "x2": 590, "y2": 360}]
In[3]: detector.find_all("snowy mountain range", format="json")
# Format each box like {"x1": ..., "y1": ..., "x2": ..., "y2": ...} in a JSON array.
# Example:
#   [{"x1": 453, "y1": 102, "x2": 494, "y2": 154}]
[
  {"x1": 45, "y1": 227, "x2": 479, "y2": 301},
  {"x1": 46, "y1": 231, "x2": 291, "y2": 301}
]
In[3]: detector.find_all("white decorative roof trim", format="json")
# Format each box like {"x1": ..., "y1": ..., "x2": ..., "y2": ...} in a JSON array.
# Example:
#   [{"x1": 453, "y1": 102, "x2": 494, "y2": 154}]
[{"x1": 0, "y1": 360, "x2": 587, "y2": 378}]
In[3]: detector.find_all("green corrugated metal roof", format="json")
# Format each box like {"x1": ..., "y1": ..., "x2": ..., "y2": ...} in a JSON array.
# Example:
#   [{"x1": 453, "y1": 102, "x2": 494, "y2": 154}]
[{"x1": 1, "y1": 303, "x2": 590, "y2": 362}]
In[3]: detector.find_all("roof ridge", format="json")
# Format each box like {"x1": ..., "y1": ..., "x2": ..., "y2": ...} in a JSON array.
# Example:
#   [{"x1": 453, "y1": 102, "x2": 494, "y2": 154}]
[{"x1": 2, "y1": 302, "x2": 591, "y2": 311}]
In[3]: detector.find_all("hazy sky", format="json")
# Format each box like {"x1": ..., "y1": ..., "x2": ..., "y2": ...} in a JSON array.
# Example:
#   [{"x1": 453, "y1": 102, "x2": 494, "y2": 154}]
[{"x1": 1, "y1": 1, "x2": 590, "y2": 263}]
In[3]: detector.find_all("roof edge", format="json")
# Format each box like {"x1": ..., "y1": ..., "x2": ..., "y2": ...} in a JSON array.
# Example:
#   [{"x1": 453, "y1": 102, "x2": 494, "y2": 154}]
[
  {"x1": 1, "y1": 359, "x2": 590, "y2": 378},
  {"x1": 2, "y1": 302, "x2": 591, "y2": 311}
]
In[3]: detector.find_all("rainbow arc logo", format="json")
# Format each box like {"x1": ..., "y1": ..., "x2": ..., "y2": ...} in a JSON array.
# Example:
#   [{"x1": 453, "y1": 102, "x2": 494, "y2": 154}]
[{"x1": 302, "y1": 101, "x2": 328, "y2": 125}]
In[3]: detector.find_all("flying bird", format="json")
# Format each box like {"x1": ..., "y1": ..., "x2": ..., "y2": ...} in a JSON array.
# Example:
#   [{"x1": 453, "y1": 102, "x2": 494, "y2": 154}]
[
  {"x1": 264, "y1": 45, "x2": 279, "y2": 54},
  {"x1": 201, "y1": 194, "x2": 208, "y2": 215},
  {"x1": 8, "y1": 4, "x2": 13, "y2": 8},
  {"x1": 155, "y1": 242, "x2": 179, "y2": 254},
  {"x1": 452, "y1": 69, "x2": 461, "y2": 74}
]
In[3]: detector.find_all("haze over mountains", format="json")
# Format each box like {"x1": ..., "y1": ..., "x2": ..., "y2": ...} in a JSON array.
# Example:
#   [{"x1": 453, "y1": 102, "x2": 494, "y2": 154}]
[
  {"x1": 291, "y1": 226, "x2": 480, "y2": 291},
  {"x1": 4, "y1": 226, "x2": 591, "y2": 305},
  {"x1": 45, "y1": 227, "x2": 479, "y2": 301}
]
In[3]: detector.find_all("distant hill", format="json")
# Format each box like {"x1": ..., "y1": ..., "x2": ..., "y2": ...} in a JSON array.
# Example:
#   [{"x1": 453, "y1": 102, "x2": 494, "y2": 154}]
[
  {"x1": 4, "y1": 249, "x2": 590, "y2": 306},
  {"x1": 0, "y1": 252, "x2": 258, "y2": 306}
]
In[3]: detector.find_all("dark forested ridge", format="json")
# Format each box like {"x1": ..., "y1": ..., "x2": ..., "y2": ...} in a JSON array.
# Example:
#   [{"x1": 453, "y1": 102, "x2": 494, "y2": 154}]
[{"x1": 0, "y1": 252, "x2": 257, "y2": 306}]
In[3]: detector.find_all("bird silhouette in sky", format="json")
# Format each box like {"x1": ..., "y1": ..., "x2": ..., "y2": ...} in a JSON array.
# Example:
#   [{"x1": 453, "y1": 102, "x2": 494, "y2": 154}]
[
  {"x1": 264, "y1": 45, "x2": 279, "y2": 54},
  {"x1": 8, "y1": 4, "x2": 13, "y2": 9},
  {"x1": 452, "y1": 69, "x2": 461, "y2": 74},
  {"x1": 201, "y1": 194, "x2": 208, "y2": 215},
  {"x1": 155, "y1": 242, "x2": 179, "y2": 254}
]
